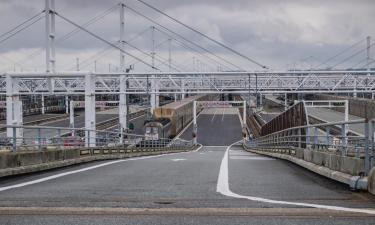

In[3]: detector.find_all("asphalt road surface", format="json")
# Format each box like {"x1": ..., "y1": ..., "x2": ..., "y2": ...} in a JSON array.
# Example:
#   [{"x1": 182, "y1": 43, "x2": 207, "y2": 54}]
[{"x1": 0, "y1": 108, "x2": 374, "y2": 224}]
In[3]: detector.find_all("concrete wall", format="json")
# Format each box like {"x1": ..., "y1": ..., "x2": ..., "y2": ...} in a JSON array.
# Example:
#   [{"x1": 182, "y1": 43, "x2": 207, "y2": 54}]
[
  {"x1": 245, "y1": 146, "x2": 365, "y2": 177},
  {"x1": 0, "y1": 146, "x2": 195, "y2": 178},
  {"x1": 313, "y1": 94, "x2": 375, "y2": 119}
]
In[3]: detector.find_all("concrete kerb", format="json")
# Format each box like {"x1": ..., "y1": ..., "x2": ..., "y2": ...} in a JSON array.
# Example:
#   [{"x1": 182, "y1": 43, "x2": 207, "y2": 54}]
[
  {"x1": 243, "y1": 145, "x2": 369, "y2": 191},
  {"x1": 0, "y1": 145, "x2": 198, "y2": 178}
]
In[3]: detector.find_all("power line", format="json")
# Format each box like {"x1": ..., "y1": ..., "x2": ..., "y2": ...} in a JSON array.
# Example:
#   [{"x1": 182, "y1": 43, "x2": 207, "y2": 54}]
[
  {"x1": 135, "y1": 0, "x2": 268, "y2": 69},
  {"x1": 0, "y1": 11, "x2": 44, "y2": 40},
  {"x1": 330, "y1": 42, "x2": 375, "y2": 69},
  {"x1": 155, "y1": 28, "x2": 231, "y2": 71},
  {"x1": 315, "y1": 39, "x2": 365, "y2": 69},
  {"x1": 54, "y1": 11, "x2": 159, "y2": 70},
  {"x1": 125, "y1": 5, "x2": 243, "y2": 71},
  {"x1": 0, "y1": 14, "x2": 44, "y2": 45}
]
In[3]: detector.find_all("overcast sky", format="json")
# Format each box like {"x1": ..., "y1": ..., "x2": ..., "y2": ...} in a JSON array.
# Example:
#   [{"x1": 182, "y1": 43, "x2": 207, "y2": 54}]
[{"x1": 0, "y1": 0, "x2": 374, "y2": 72}]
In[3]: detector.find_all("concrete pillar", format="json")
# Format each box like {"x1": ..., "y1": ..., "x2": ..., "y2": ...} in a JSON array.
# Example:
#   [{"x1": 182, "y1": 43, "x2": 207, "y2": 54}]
[
  {"x1": 6, "y1": 75, "x2": 23, "y2": 141},
  {"x1": 69, "y1": 101, "x2": 75, "y2": 136},
  {"x1": 181, "y1": 79, "x2": 185, "y2": 100},
  {"x1": 85, "y1": 74, "x2": 96, "y2": 147}
]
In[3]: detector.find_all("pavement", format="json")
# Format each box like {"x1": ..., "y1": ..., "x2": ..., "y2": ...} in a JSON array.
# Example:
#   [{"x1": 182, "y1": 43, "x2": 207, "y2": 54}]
[
  {"x1": 0, "y1": 107, "x2": 374, "y2": 224},
  {"x1": 307, "y1": 107, "x2": 364, "y2": 135}
]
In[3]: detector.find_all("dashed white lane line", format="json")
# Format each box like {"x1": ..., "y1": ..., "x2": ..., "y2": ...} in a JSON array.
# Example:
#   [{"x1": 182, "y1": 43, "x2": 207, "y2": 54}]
[
  {"x1": 211, "y1": 109, "x2": 217, "y2": 123},
  {"x1": 229, "y1": 156, "x2": 275, "y2": 160},
  {"x1": 0, "y1": 145, "x2": 204, "y2": 193},
  {"x1": 216, "y1": 141, "x2": 375, "y2": 215}
]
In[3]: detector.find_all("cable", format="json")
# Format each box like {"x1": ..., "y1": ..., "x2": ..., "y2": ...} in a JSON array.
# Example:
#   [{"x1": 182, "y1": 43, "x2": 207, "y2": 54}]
[
  {"x1": 330, "y1": 42, "x2": 375, "y2": 69},
  {"x1": 314, "y1": 39, "x2": 365, "y2": 69},
  {"x1": 125, "y1": 5, "x2": 243, "y2": 71},
  {"x1": 0, "y1": 11, "x2": 44, "y2": 40},
  {"x1": 135, "y1": 0, "x2": 268, "y2": 69},
  {"x1": 0, "y1": 15, "x2": 44, "y2": 45},
  {"x1": 156, "y1": 28, "x2": 231, "y2": 71},
  {"x1": 54, "y1": 12, "x2": 159, "y2": 70}
]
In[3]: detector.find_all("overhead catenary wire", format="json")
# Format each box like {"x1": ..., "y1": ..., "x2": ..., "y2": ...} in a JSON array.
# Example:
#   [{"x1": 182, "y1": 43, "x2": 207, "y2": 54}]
[
  {"x1": 135, "y1": 0, "x2": 268, "y2": 69},
  {"x1": 2, "y1": 4, "x2": 120, "y2": 72},
  {"x1": 0, "y1": 14, "x2": 44, "y2": 45},
  {"x1": 329, "y1": 42, "x2": 375, "y2": 69},
  {"x1": 55, "y1": 11, "x2": 159, "y2": 71},
  {"x1": 314, "y1": 39, "x2": 365, "y2": 69},
  {"x1": 125, "y1": 5, "x2": 244, "y2": 71},
  {"x1": 0, "y1": 11, "x2": 44, "y2": 40},
  {"x1": 155, "y1": 28, "x2": 231, "y2": 71}
]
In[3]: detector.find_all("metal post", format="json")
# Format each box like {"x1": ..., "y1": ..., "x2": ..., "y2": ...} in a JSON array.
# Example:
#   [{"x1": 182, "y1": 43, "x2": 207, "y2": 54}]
[
  {"x1": 341, "y1": 124, "x2": 347, "y2": 155},
  {"x1": 242, "y1": 100, "x2": 247, "y2": 141},
  {"x1": 38, "y1": 128, "x2": 42, "y2": 151},
  {"x1": 6, "y1": 75, "x2": 23, "y2": 142},
  {"x1": 344, "y1": 100, "x2": 349, "y2": 140},
  {"x1": 41, "y1": 94, "x2": 45, "y2": 114},
  {"x1": 45, "y1": 0, "x2": 51, "y2": 73},
  {"x1": 193, "y1": 101, "x2": 197, "y2": 145},
  {"x1": 69, "y1": 101, "x2": 75, "y2": 136},
  {"x1": 284, "y1": 93, "x2": 287, "y2": 111},
  {"x1": 65, "y1": 95, "x2": 69, "y2": 114},
  {"x1": 120, "y1": 1, "x2": 125, "y2": 72},
  {"x1": 326, "y1": 126, "x2": 331, "y2": 146},
  {"x1": 365, "y1": 119, "x2": 370, "y2": 174},
  {"x1": 12, "y1": 125, "x2": 16, "y2": 152},
  {"x1": 367, "y1": 36, "x2": 371, "y2": 76},
  {"x1": 50, "y1": 0, "x2": 55, "y2": 73},
  {"x1": 85, "y1": 74, "x2": 96, "y2": 147},
  {"x1": 119, "y1": 76, "x2": 127, "y2": 144},
  {"x1": 314, "y1": 127, "x2": 318, "y2": 149}
]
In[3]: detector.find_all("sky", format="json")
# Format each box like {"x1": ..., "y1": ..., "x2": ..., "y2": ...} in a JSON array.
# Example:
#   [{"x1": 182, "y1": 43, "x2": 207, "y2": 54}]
[{"x1": 0, "y1": 0, "x2": 374, "y2": 73}]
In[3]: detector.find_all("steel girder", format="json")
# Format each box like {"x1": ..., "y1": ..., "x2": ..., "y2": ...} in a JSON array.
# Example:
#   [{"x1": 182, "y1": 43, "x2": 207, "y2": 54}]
[{"x1": 1, "y1": 71, "x2": 375, "y2": 95}]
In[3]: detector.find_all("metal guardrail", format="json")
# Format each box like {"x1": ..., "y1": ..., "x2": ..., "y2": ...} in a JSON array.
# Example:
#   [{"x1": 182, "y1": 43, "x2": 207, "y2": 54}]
[
  {"x1": 0, "y1": 124, "x2": 193, "y2": 152},
  {"x1": 248, "y1": 119, "x2": 375, "y2": 174}
]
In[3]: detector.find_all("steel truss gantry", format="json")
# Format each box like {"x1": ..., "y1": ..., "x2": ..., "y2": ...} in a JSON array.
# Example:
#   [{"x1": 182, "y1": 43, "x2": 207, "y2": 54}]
[
  {"x1": 1, "y1": 70, "x2": 375, "y2": 95},
  {"x1": 2, "y1": 70, "x2": 375, "y2": 146}
]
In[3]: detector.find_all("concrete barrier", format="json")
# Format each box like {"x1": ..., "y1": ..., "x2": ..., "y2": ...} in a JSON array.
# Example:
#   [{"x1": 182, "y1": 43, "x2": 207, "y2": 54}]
[
  {"x1": 0, "y1": 146, "x2": 196, "y2": 178},
  {"x1": 244, "y1": 145, "x2": 368, "y2": 191}
]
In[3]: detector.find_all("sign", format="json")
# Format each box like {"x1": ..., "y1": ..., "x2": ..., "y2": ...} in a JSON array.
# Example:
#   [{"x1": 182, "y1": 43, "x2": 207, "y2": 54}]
[{"x1": 196, "y1": 101, "x2": 244, "y2": 108}]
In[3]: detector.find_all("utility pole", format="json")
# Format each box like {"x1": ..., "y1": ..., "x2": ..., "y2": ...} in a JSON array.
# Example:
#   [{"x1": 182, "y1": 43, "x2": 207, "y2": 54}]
[{"x1": 119, "y1": 0, "x2": 127, "y2": 144}]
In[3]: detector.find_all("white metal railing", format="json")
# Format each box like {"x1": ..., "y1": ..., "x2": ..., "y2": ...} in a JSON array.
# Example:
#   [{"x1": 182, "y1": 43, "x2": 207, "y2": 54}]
[
  {"x1": 247, "y1": 119, "x2": 375, "y2": 174},
  {"x1": 0, "y1": 124, "x2": 193, "y2": 152}
]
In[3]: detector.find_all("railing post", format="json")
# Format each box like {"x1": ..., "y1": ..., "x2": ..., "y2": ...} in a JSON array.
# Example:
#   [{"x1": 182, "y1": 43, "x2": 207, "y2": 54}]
[
  {"x1": 38, "y1": 128, "x2": 42, "y2": 151},
  {"x1": 12, "y1": 126, "x2": 17, "y2": 152},
  {"x1": 365, "y1": 119, "x2": 370, "y2": 175},
  {"x1": 298, "y1": 128, "x2": 301, "y2": 148},
  {"x1": 57, "y1": 129, "x2": 61, "y2": 149},
  {"x1": 306, "y1": 127, "x2": 310, "y2": 147},
  {"x1": 341, "y1": 124, "x2": 347, "y2": 156},
  {"x1": 325, "y1": 126, "x2": 330, "y2": 147},
  {"x1": 314, "y1": 127, "x2": 318, "y2": 149}
]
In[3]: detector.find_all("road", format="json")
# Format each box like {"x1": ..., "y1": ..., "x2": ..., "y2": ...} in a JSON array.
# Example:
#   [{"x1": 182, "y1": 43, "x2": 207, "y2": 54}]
[
  {"x1": 0, "y1": 108, "x2": 374, "y2": 224},
  {"x1": 307, "y1": 107, "x2": 364, "y2": 135}
]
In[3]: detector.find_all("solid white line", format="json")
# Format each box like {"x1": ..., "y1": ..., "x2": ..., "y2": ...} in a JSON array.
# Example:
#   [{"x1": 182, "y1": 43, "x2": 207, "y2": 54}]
[
  {"x1": 216, "y1": 142, "x2": 375, "y2": 215},
  {"x1": 0, "y1": 149, "x2": 197, "y2": 193}
]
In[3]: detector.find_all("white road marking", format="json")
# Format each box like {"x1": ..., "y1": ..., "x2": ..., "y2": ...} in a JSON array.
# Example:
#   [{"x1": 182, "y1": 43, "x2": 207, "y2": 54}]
[
  {"x1": 216, "y1": 141, "x2": 375, "y2": 215},
  {"x1": 171, "y1": 158, "x2": 186, "y2": 162},
  {"x1": 229, "y1": 156, "x2": 275, "y2": 160},
  {"x1": 221, "y1": 108, "x2": 225, "y2": 122},
  {"x1": 0, "y1": 147, "x2": 202, "y2": 193}
]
